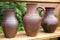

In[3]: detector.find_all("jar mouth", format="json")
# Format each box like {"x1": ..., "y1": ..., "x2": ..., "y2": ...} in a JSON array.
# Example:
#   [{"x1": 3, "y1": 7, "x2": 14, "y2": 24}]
[
  {"x1": 27, "y1": 2, "x2": 37, "y2": 5},
  {"x1": 4, "y1": 10, "x2": 15, "y2": 13},
  {"x1": 45, "y1": 7, "x2": 55, "y2": 9},
  {"x1": 45, "y1": 7, "x2": 55, "y2": 12}
]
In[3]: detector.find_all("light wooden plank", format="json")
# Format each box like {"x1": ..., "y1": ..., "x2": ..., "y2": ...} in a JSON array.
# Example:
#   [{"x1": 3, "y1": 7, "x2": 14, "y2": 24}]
[
  {"x1": 58, "y1": 10, "x2": 60, "y2": 26},
  {"x1": 49, "y1": 38, "x2": 58, "y2": 40},
  {"x1": 1, "y1": 0, "x2": 60, "y2": 3},
  {"x1": 0, "y1": 27, "x2": 60, "y2": 40}
]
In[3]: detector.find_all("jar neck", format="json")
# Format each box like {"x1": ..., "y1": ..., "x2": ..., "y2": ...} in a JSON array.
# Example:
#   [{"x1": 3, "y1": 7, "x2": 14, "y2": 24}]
[
  {"x1": 26, "y1": 4, "x2": 38, "y2": 14},
  {"x1": 46, "y1": 8, "x2": 55, "y2": 15},
  {"x1": 4, "y1": 10, "x2": 15, "y2": 17}
]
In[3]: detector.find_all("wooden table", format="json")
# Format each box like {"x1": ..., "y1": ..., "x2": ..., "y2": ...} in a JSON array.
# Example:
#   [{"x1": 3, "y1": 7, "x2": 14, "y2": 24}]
[{"x1": 0, "y1": 27, "x2": 60, "y2": 40}]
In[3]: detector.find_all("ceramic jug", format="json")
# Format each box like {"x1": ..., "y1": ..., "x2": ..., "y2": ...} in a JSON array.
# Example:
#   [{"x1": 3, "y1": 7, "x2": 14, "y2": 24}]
[
  {"x1": 41, "y1": 7, "x2": 59, "y2": 33},
  {"x1": 23, "y1": 3, "x2": 41, "y2": 36},
  {"x1": 2, "y1": 10, "x2": 18, "y2": 38}
]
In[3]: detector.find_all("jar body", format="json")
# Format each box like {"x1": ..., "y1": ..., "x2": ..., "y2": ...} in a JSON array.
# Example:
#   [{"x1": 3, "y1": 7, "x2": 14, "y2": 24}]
[
  {"x1": 2, "y1": 10, "x2": 18, "y2": 38},
  {"x1": 23, "y1": 4, "x2": 41, "y2": 36},
  {"x1": 41, "y1": 8, "x2": 59, "y2": 33}
]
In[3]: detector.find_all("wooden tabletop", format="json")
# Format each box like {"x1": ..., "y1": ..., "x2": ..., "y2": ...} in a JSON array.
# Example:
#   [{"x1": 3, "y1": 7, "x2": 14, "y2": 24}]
[{"x1": 0, "y1": 27, "x2": 60, "y2": 40}]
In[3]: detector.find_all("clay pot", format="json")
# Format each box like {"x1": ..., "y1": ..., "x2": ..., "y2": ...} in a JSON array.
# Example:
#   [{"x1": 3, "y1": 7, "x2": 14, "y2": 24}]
[
  {"x1": 2, "y1": 10, "x2": 18, "y2": 38},
  {"x1": 41, "y1": 7, "x2": 59, "y2": 33},
  {"x1": 23, "y1": 3, "x2": 41, "y2": 36}
]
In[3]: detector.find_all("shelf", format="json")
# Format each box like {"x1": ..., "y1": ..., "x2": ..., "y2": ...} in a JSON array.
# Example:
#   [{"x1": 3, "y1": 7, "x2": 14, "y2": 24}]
[
  {"x1": 1, "y1": 0, "x2": 60, "y2": 3},
  {"x1": 0, "y1": 27, "x2": 60, "y2": 40}
]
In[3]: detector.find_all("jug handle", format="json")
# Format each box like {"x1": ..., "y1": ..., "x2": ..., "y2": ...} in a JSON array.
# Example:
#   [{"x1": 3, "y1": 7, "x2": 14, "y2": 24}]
[{"x1": 37, "y1": 7, "x2": 45, "y2": 17}]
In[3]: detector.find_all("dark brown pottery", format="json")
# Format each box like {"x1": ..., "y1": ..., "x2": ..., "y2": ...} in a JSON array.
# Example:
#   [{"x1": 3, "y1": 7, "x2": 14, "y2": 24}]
[
  {"x1": 41, "y1": 7, "x2": 59, "y2": 33},
  {"x1": 23, "y1": 3, "x2": 41, "y2": 36},
  {"x1": 2, "y1": 10, "x2": 18, "y2": 38}
]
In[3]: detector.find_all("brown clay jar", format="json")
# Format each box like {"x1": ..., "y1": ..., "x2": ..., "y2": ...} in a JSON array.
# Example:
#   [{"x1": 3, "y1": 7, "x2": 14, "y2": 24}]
[
  {"x1": 23, "y1": 3, "x2": 41, "y2": 36},
  {"x1": 2, "y1": 10, "x2": 18, "y2": 38},
  {"x1": 41, "y1": 7, "x2": 59, "y2": 33}
]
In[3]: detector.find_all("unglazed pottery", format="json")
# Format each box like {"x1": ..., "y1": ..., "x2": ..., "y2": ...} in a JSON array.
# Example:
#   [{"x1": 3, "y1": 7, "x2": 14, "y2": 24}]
[
  {"x1": 2, "y1": 10, "x2": 18, "y2": 38},
  {"x1": 23, "y1": 3, "x2": 41, "y2": 36},
  {"x1": 41, "y1": 7, "x2": 59, "y2": 33}
]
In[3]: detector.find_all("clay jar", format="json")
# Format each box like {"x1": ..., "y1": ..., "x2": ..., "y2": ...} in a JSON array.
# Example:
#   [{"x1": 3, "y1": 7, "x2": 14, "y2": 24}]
[
  {"x1": 41, "y1": 7, "x2": 59, "y2": 33},
  {"x1": 23, "y1": 3, "x2": 41, "y2": 36},
  {"x1": 2, "y1": 10, "x2": 18, "y2": 38}
]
